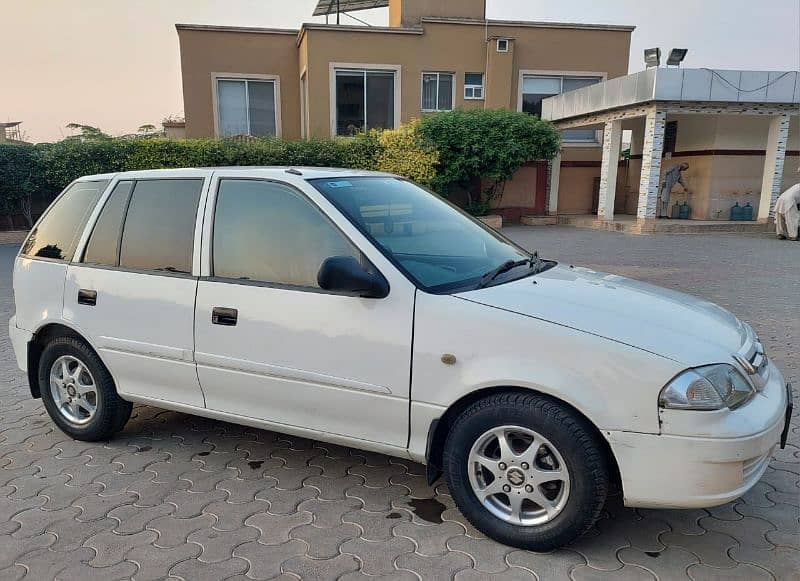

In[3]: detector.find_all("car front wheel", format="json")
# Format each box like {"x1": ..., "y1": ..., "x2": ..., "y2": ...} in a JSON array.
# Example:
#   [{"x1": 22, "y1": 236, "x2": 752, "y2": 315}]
[{"x1": 443, "y1": 391, "x2": 609, "y2": 550}]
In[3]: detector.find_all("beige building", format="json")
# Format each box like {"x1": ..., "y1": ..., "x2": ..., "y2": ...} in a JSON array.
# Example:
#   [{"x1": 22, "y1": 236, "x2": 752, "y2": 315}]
[
  {"x1": 177, "y1": 0, "x2": 632, "y2": 219},
  {"x1": 177, "y1": 0, "x2": 799, "y2": 226}
]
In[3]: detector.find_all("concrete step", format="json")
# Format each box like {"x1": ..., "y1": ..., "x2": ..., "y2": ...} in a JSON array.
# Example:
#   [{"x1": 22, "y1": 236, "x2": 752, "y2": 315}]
[
  {"x1": 556, "y1": 215, "x2": 773, "y2": 235},
  {"x1": 520, "y1": 215, "x2": 558, "y2": 226}
]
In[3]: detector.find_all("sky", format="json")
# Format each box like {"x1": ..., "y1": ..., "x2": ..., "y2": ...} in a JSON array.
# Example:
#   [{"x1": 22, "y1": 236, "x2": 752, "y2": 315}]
[{"x1": 2, "y1": 0, "x2": 799, "y2": 143}]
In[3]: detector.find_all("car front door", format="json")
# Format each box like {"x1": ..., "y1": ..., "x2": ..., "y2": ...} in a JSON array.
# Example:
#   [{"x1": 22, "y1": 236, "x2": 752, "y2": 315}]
[
  {"x1": 194, "y1": 173, "x2": 416, "y2": 448},
  {"x1": 64, "y1": 173, "x2": 210, "y2": 408}
]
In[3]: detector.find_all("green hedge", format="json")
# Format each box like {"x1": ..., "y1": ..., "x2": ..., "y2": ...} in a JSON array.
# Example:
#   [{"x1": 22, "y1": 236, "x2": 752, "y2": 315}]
[
  {"x1": 0, "y1": 111, "x2": 560, "y2": 223},
  {"x1": 0, "y1": 136, "x2": 380, "y2": 224}
]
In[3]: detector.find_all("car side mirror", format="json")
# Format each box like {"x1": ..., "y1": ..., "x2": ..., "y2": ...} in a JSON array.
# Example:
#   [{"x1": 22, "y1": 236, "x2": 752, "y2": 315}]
[{"x1": 317, "y1": 256, "x2": 389, "y2": 299}]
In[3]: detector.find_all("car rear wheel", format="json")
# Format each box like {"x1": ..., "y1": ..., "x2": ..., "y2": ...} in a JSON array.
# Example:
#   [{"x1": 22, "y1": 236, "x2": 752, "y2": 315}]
[
  {"x1": 443, "y1": 391, "x2": 609, "y2": 550},
  {"x1": 39, "y1": 336, "x2": 132, "y2": 441}
]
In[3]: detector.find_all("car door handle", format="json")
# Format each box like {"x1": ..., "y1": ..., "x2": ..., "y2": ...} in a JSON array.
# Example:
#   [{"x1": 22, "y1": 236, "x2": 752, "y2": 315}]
[
  {"x1": 212, "y1": 307, "x2": 238, "y2": 326},
  {"x1": 77, "y1": 289, "x2": 97, "y2": 306}
]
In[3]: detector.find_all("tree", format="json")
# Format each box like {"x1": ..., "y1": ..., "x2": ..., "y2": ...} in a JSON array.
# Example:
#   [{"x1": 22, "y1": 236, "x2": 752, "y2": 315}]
[
  {"x1": 416, "y1": 109, "x2": 561, "y2": 215},
  {"x1": 66, "y1": 123, "x2": 110, "y2": 141}
]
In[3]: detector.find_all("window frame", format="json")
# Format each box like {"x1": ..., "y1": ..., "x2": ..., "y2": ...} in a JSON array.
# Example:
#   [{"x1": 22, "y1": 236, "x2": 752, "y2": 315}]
[
  {"x1": 212, "y1": 73, "x2": 282, "y2": 138},
  {"x1": 496, "y1": 39, "x2": 509, "y2": 53},
  {"x1": 464, "y1": 73, "x2": 484, "y2": 100},
  {"x1": 74, "y1": 175, "x2": 210, "y2": 279},
  {"x1": 517, "y1": 69, "x2": 607, "y2": 146},
  {"x1": 80, "y1": 180, "x2": 135, "y2": 268},
  {"x1": 421, "y1": 71, "x2": 456, "y2": 112},
  {"x1": 329, "y1": 63, "x2": 402, "y2": 137},
  {"x1": 206, "y1": 177, "x2": 386, "y2": 296},
  {"x1": 19, "y1": 179, "x2": 110, "y2": 264}
]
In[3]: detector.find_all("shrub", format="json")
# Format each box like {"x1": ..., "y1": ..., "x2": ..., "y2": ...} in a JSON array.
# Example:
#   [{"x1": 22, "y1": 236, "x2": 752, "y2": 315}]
[
  {"x1": 0, "y1": 144, "x2": 38, "y2": 226},
  {"x1": 375, "y1": 121, "x2": 439, "y2": 188},
  {"x1": 416, "y1": 109, "x2": 561, "y2": 213}
]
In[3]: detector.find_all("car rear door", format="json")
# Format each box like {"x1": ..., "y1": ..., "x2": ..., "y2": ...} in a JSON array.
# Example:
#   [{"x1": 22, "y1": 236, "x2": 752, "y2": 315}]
[
  {"x1": 193, "y1": 171, "x2": 416, "y2": 448},
  {"x1": 64, "y1": 171, "x2": 211, "y2": 407}
]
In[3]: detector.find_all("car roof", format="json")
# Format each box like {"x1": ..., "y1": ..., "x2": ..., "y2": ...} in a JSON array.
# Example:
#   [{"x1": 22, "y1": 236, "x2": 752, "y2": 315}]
[{"x1": 75, "y1": 167, "x2": 396, "y2": 182}]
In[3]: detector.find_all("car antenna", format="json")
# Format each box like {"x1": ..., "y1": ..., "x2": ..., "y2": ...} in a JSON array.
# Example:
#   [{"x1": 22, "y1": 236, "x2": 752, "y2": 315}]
[{"x1": 285, "y1": 168, "x2": 303, "y2": 176}]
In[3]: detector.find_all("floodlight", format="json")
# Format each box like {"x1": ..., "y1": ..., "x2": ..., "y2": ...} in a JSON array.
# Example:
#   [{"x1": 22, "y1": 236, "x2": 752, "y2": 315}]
[
  {"x1": 644, "y1": 48, "x2": 661, "y2": 68},
  {"x1": 667, "y1": 48, "x2": 688, "y2": 67}
]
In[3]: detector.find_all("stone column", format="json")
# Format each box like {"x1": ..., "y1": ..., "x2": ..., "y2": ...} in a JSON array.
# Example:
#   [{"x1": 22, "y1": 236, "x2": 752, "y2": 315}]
[
  {"x1": 637, "y1": 108, "x2": 667, "y2": 220},
  {"x1": 598, "y1": 120, "x2": 623, "y2": 220},
  {"x1": 547, "y1": 151, "x2": 562, "y2": 216},
  {"x1": 758, "y1": 114, "x2": 790, "y2": 221}
]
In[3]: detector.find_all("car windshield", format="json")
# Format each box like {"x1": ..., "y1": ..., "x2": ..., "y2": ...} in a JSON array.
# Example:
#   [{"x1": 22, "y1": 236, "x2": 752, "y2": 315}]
[{"x1": 310, "y1": 177, "x2": 553, "y2": 293}]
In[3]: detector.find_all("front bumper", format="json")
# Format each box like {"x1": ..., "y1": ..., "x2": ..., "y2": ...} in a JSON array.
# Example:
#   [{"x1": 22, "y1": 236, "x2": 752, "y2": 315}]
[
  {"x1": 607, "y1": 364, "x2": 791, "y2": 509},
  {"x1": 8, "y1": 316, "x2": 32, "y2": 373}
]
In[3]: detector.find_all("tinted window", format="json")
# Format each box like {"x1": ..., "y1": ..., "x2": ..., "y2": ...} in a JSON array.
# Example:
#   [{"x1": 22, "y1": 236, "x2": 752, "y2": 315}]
[
  {"x1": 119, "y1": 179, "x2": 203, "y2": 274},
  {"x1": 311, "y1": 177, "x2": 537, "y2": 293},
  {"x1": 21, "y1": 180, "x2": 108, "y2": 261},
  {"x1": 83, "y1": 181, "x2": 134, "y2": 266},
  {"x1": 213, "y1": 179, "x2": 359, "y2": 287}
]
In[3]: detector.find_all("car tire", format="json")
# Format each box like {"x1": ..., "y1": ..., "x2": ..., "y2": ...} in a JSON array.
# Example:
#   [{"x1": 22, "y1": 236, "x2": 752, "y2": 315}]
[
  {"x1": 38, "y1": 336, "x2": 132, "y2": 441},
  {"x1": 443, "y1": 391, "x2": 609, "y2": 551}
]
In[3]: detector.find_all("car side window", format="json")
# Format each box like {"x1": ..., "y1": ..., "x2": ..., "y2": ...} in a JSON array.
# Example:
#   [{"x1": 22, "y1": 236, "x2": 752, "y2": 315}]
[
  {"x1": 119, "y1": 179, "x2": 203, "y2": 274},
  {"x1": 20, "y1": 180, "x2": 109, "y2": 261},
  {"x1": 212, "y1": 179, "x2": 360, "y2": 288},
  {"x1": 82, "y1": 181, "x2": 134, "y2": 266}
]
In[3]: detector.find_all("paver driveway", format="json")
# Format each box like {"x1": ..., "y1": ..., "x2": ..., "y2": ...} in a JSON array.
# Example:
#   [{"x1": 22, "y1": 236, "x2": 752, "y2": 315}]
[{"x1": 0, "y1": 228, "x2": 797, "y2": 580}]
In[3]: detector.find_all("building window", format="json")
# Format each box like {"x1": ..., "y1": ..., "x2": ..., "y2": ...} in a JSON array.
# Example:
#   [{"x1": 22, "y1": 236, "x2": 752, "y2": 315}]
[
  {"x1": 216, "y1": 78, "x2": 278, "y2": 138},
  {"x1": 422, "y1": 72, "x2": 454, "y2": 112},
  {"x1": 497, "y1": 39, "x2": 509, "y2": 53},
  {"x1": 464, "y1": 73, "x2": 484, "y2": 100},
  {"x1": 335, "y1": 69, "x2": 396, "y2": 136},
  {"x1": 300, "y1": 72, "x2": 309, "y2": 139},
  {"x1": 521, "y1": 74, "x2": 602, "y2": 142},
  {"x1": 664, "y1": 120, "x2": 678, "y2": 156}
]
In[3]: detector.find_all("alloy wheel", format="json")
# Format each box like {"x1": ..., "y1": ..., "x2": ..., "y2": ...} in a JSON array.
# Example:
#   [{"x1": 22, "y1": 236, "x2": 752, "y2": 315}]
[{"x1": 467, "y1": 425, "x2": 570, "y2": 526}]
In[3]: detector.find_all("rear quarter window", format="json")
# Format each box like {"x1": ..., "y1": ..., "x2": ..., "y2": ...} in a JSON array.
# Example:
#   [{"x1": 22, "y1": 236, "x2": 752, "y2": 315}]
[
  {"x1": 118, "y1": 179, "x2": 203, "y2": 274},
  {"x1": 21, "y1": 180, "x2": 109, "y2": 261}
]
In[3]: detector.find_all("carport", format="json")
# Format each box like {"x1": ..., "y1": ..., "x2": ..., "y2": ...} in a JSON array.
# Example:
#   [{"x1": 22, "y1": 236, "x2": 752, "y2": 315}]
[{"x1": 541, "y1": 68, "x2": 799, "y2": 231}]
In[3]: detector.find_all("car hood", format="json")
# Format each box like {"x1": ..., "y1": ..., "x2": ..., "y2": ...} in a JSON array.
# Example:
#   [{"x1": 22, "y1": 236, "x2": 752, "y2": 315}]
[{"x1": 456, "y1": 264, "x2": 746, "y2": 366}]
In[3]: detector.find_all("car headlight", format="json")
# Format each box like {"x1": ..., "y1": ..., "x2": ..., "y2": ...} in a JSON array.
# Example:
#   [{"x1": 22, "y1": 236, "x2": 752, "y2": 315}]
[{"x1": 659, "y1": 364, "x2": 755, "y2": 411}]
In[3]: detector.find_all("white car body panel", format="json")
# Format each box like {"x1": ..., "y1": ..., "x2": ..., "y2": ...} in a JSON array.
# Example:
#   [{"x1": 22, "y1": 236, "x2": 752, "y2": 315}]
[
  {"x1": 63, "y1": 267, "x2": 205, "y2": 407},
  {"x1": 12, "y1": 257, "x2": 68, "y2": 333},
  {"x1": 458, "y1": 264, "x2": 746, "y2": 367},
  {"x1": 410, "y1": 290, "x2": 684, "y2": 437},
  {"x1": 9, "y1": 167, "x2": 790, "y2": 514},
  {"x1": 192, "y1": 170, "x2": 417, "y2": 446}
]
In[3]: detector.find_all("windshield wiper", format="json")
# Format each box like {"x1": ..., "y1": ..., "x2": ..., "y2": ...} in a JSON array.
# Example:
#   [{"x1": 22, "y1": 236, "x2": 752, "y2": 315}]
[{"x1": 476, "y1": 258, "x2": 532, "y2": 289}]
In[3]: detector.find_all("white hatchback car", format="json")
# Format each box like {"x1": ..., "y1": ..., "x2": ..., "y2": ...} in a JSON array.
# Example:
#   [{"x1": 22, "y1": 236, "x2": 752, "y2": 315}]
[{"x1": 10, "y1": 168, "x2": 792, "y2": 550}]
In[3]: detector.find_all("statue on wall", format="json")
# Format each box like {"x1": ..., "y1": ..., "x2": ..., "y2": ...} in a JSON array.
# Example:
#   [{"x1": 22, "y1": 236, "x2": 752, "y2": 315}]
[{"x1": 659, "y1": 162, "x2": 692, "y2": 218}]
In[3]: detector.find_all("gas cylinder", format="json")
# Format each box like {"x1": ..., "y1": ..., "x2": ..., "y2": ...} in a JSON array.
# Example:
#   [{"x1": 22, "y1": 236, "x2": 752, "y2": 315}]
[
  {"x1": 743, "y1": 202, "x2": 754, "y2": 221},
  {"x1": 679, "y1": 202, "x2": 691, "y2": 220},
  {"x1": 671, "y1": 202, "x2": 681, "y2": 219},
  {"x1": 730, "y1": 202, "x2": 743, "y2": 221}
]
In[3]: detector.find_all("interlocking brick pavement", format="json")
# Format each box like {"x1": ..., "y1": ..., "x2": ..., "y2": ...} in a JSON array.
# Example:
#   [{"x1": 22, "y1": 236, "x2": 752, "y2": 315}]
[{"x1": 0, "y1": 228, "x2": 798, "y2": 580}]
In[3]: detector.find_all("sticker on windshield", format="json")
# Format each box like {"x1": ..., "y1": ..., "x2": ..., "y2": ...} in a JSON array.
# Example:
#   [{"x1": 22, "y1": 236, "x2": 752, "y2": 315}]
[{"x1": 327, "y1": 180, "x2": 353, "y2": 188}]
